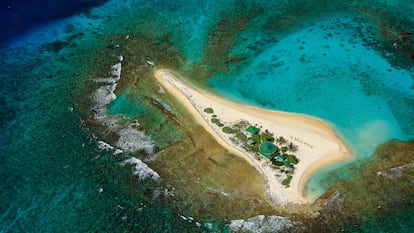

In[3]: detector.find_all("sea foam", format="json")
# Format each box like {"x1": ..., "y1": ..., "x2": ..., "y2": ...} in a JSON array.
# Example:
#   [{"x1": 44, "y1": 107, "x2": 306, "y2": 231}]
[
  {"x1": 121, "y1": 157, "x2": 160, "y2": 180},
  {"x1": 92, "y1": 58, "x2": 154, "y2": 154},
  {"x1": 91, "y1": 57, "x2": 157, "y2": 180},
  {"x1": 116, "y1": 125, "x2": 154, "y2": 154}
]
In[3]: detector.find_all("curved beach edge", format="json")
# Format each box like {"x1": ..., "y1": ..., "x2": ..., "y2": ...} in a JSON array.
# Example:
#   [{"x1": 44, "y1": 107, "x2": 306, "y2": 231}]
[{"x1": 154, "y1": 68, "x2": 354, "y2": 205}]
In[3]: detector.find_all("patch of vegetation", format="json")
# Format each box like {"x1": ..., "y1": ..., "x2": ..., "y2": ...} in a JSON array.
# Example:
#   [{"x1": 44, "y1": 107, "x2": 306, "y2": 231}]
[
  {"x1": 286, "y1": 154, "x2": 299, "y2": 164},
  {"x1": 236, "y1": 133, "x2": 247, "y2": 142},
  {"x1": 261, "y1": 133, "x2": 274, "y2": 142},
  {"x1": 287, "y1": 142, "x2": 298, "y2": 152},
  {"x1": 211, "y1": 117, "x2": 224, "y2": 127},
  {"x1": 204, "y1": 107, "x2": 214, "y2": 114},
  {"x1": 276, "y1": 136, "x2": 288, "y2": 145},
  {"x1": 251, "y1": 144, "x2": 260, "y2": 153},
  {"x1": 250, "y1": 134, "x2": 262, "y2": 144},
  {"x1": 212, "y1": 114, "x2": 217, "y2": 118},
  {"x1": 282, "y1": 175, "x2": 293, "y2": 187},
  {"x1": 222, "y1": 126, "x2": 238, "y2": 134},
  {"x1": 272, "y1": 160, "x2": 284, "y2": 166},
  {"x1": 232, "y1": 120, "x2": 250, "y2": 131}
]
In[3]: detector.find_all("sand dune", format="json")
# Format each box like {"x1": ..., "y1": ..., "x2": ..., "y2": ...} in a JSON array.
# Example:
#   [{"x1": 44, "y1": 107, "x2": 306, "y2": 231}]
[{"x1": 154, "y1": 69, "x2": 354, "y2": 204}]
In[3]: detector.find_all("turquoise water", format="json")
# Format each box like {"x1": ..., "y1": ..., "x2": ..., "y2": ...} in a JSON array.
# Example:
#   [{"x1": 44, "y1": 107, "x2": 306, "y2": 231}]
[
  {"x1": 1, "y1": 0, "x2": 414, "y2": 232},
  {"x1": 209, "y1": 12, "x2": 414, "y2": 197}
]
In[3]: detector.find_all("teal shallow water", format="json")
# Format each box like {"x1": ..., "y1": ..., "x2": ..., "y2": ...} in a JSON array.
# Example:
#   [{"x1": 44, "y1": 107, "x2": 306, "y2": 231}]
[{"x1": 1, "y1": 0, "x2": 414, "y2": 232}]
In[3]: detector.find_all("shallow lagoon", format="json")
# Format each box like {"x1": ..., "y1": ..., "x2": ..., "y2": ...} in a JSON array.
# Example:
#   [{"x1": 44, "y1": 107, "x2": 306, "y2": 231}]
[{"x1": 209, "y1": 13, "x2": 414, "y2": 197}]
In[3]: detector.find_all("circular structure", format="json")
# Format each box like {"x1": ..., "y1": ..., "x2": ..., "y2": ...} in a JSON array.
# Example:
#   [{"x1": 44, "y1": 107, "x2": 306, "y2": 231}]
[{"x1": 259, "y1": 141, "x2": 277, "y2": 159}]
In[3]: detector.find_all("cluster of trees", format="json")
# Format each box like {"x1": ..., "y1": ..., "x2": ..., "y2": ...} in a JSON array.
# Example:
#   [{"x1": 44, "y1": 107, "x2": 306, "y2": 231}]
[
  {"x1": 275, "y1": 136, "x2": 298, "y2": 153},
  {"x1": 204, "y1": 107, "x2": 225, "y2": 127}
]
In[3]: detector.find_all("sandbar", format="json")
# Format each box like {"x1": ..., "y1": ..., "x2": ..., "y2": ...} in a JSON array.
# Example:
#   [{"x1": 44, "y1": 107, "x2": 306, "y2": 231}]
[{"x1": 154, "y1": 68, "x2": 354, "y2": 204}]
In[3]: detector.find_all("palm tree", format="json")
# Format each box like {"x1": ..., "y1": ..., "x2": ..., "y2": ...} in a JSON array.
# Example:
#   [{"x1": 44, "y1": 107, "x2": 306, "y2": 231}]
[
  {"x1": 276, "y1": 136, "x2": 287, "y2": 145},
  {"x1": 287, "y1": 142, "x2": 298, "y2": 152}
]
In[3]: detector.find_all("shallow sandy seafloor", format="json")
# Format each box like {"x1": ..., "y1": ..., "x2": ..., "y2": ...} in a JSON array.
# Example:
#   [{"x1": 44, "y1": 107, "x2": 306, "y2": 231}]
[{"x1": 1, "y1": 0, "x2": 414, "y2": 232}]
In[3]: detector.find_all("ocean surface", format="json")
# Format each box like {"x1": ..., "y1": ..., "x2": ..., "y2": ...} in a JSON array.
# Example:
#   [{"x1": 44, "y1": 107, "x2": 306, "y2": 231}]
[{"x1": 1, "y1": 0, "x2": 413, "y2": 232}]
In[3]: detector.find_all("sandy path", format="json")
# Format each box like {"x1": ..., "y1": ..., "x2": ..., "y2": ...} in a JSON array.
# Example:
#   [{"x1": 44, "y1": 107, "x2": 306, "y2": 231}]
[{"x1": 154, "y1": 69, "x2": 354, "y2": 204}]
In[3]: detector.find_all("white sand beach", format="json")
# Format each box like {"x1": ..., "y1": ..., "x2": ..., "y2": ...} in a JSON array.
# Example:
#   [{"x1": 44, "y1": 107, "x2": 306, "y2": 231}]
[{"x1": 154, "y1": 68, "x2": 354, "y2": 205}]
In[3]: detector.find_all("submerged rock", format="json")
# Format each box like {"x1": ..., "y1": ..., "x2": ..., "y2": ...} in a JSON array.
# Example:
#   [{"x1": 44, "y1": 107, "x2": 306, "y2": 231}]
[
  {"x1": 314, "y1": 191, "x2": 345, "y2": 229},
  {"x1": 376, "y1": 163, "x2": 414, "y2": 179},
  {"x1": 229, "y1": 215, "x2": 305, "y2": 233}
]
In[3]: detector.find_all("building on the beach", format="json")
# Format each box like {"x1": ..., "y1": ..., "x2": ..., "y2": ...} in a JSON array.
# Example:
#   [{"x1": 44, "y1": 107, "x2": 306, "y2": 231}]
[
  {"x1": 245, "y1": 125, "x2": 259, "y2": 136},
  {"x1": 259, "y1": 141, "x2": 278, "y2": 160}
]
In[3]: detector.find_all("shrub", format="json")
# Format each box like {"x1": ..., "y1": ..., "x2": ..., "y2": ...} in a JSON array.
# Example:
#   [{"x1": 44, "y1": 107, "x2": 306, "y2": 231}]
[
  {"x1": 251, "y1": 144, "x2": 260, "y2": 153},
  {"x1": 286, "y1": 154, "x2": 299, "y2": 164},
  {"x1": 222, "y1": 126, "x2": 237, "y2": 134},
  {"x1": 282, "y1": 175, "x2": 293, "y2": 187},
  {"x1": 236, "y1": 133, "x2": 247, "y2": 142},
  {"x1": 204, "y1": 107, "x2": 214, "y2": 114},
  {"x1": 251, "y1": 134, "x2": 261, "y2": 144},
  {"x1": 261, "y1": 133, "x2": 274, "y2": 142},
  {"x1": 211, "y1": 117, "x2": 224, "y2": 127},
  {"x1": 272, "y1": 160, "x2": 284, "y2": 166},
  {"x1": 232, "y1": 120, "x2": 249, "y2": 131}
]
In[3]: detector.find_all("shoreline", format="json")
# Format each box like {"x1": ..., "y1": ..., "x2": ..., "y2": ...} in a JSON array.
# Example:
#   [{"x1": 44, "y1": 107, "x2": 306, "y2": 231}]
[{"x1": 154, "y1": 68, "x2": 354, "y2": 204}]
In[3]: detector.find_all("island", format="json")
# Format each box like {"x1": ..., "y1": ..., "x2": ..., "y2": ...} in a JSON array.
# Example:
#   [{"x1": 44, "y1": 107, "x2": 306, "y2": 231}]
[{"x1": 154, "y1": 68, "x2": 353, "y2": 204}]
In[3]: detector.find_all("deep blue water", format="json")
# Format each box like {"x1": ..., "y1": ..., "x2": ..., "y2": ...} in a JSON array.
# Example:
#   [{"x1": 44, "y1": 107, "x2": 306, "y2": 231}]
[
  {"x1": 0, "y1": 0, "x2": 107, "y2": 45},
  {"x1": 0, "y1": 0, "x2": 413, "y2": 232}
]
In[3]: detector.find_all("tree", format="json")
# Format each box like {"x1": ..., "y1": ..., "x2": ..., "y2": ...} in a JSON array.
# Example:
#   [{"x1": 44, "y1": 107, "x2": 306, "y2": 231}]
[
  {"x1": 286, "y1": 154, "x2": 299, "y2": 164},
  {"x1": 282, "y1": 175, "x2": 293, "y2": 187},
  {"x1": 276, "y1": 136, "x2": 287, "y2": 145},
  {"x1": 287, "y1": 142, "x2": 298, "y2": 152},
  {"x1": 203, "y1": 107, "x2": 214, "y2": 114}
]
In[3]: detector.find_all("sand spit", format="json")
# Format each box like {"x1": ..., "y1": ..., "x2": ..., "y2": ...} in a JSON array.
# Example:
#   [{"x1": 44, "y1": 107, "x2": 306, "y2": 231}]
[{"x1": 154, "y1": 69, "x2": 353, "y2": 204}]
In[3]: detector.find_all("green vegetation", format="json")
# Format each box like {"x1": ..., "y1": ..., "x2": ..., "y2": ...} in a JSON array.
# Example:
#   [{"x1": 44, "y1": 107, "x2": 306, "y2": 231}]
[
  {"x1": 222, "y1": 126, "x2": 238, "y2": 134},
  {"x1": 261, "y1": 133, "x2": 275, "y2": 142},
  {"x1": 272, "y1": 160, "x2": 284, "y2": 166},
  {"x1": 282, "y1": 175, "x2": 293, "y2": 187},
  {"x1": 211, "y1": 117, "x2": 224, "y2": 127},
  {"x1": 276, "y1": 136, "x2": 288, "y2": 145},
  {"x1": 204, "y1": 117, "x2": 300, "y2": 190},
  {"x1": 232, "y1": 120, "x2": 249, "y2": 131},
  {"x1": 236, "y1": 132, "x2": 247, "y2": 142},
  {"x1": 251, "y1": 144, "x2": 260, "y2": 153},
  {"x1": 286, "y1": 154, "x2": 299, "y2": 164},
  {"x1": 288, "y1": 142, "x2": 298, "y2": 152},
  {"x1": 250, "y1": 134, "x2": 262, "y2": 144},
  {"x1": 204, "y1": 107, "x2": 214, "y2": 114}
]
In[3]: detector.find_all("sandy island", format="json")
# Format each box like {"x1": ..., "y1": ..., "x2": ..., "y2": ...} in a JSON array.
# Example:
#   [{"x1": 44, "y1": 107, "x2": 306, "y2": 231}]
[{"x1": 154, "y1": 68, "x2": 354, "y2": 205}]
